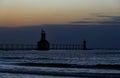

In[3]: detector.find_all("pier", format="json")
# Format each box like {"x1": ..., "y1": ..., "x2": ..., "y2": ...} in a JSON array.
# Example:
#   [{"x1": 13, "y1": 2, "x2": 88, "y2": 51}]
[
  {"x1": 0, "y1": 43, "x2": 82, "y2": 50},
  {"x1": 0, "y1": 30, "x2": 119, "y2": 51},
  {"x1": 0, "y1": 43, "x2": 120, "y2": 50},
  {"x1": 50, "y1": 44, "x2": 82, "y2": 50},
  {"x1": 0, "y1": 43, "x2": 36, "y2": 50}
]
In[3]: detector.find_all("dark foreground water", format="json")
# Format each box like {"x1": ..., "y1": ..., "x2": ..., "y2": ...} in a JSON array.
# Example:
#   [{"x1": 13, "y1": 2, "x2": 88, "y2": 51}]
[{"x1": 0, "y1": 50, "x2": 120, "y2": 78}]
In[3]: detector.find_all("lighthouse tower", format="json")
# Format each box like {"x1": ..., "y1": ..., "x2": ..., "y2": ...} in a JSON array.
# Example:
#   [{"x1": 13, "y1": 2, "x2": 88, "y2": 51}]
[
  {"x1": 82, "y1": 40, "x2": 87, "y2": 50},
  {"x1": 37, "y1": 30, "x2": 50, "y2": 50}
]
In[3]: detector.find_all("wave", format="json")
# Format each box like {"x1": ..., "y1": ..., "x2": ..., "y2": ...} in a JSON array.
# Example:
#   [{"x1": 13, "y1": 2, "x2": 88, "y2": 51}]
[
  {"x1": 6, "y1": 62, "x2": 120, "y2": 70},
  {"x1": 0, "y1": 70, "x2": 120, "y2": 78},
  {"x1": 0, "y1": 64, "x2": 120, "y2": 78},
  {"x1": 0, "y1": 57, "x2": 54, "y2": 60}
]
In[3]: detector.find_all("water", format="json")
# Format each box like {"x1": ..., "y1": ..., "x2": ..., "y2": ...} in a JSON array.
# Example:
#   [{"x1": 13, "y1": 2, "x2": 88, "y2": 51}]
[{"x1": 0, "y1": 50, "x2": 120, "y2": 78}]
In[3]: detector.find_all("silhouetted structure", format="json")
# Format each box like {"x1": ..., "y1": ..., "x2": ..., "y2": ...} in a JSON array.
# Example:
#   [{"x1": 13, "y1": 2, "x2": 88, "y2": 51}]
[
  {"x1": 50, "y1": 44, "x2": 82, "y2": 50},
  {"x1": 0, "y1": 43, "x2": 120, "y2": 50},
  {"x1": 37, "y1": 30, "x2": 50, "y2": 50},
  {"x1": 82, "y1": 40, "x2": 87, "y2": 50}
]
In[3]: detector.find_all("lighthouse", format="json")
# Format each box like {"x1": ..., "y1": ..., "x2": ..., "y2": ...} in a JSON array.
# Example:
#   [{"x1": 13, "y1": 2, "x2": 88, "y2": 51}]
[
  {"x1": 37, "y1": 30, "x2": 50, "y2": 50},
  {"x1": 82, "y1": 40, "x2": 87, "y2": 50}
]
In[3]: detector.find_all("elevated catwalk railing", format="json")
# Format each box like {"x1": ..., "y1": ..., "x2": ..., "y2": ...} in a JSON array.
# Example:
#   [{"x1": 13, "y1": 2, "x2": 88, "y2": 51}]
[
  {"x1": 0, "y1": 43, "x2": 120, "y2": 50},
  {"x1": 0, "y1": 44, "x2": 37, "y2": 50},
  {"x1": 50, "y1": 44, "x2": 82, "y2": 50},
  {"x1": 0, "y1": 43, "x2": 83, "y2": 50}
]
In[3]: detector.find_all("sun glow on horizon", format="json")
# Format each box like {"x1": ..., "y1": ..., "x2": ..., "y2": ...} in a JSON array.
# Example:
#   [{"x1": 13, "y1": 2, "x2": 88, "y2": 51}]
[{"x1": 0, "y1": 0, "x2": 120, "y2": 27}]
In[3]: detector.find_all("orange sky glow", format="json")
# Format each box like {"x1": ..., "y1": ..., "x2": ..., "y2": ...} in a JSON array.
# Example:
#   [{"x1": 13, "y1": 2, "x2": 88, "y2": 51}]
[{"x1": 0, "y1": 0, "x2": 120, "y2": 27}]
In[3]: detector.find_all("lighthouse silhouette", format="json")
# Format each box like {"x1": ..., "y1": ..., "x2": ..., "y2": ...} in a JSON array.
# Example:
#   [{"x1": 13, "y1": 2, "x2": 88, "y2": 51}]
[{"x1": 37, "y1": 30, "x2": 50, "y2": 50}]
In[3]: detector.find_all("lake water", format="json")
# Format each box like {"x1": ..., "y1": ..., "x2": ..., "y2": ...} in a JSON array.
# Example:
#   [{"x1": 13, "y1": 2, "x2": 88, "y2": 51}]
[{"x1": 0, "y1": 50, "x2": 120, "y2": 78}]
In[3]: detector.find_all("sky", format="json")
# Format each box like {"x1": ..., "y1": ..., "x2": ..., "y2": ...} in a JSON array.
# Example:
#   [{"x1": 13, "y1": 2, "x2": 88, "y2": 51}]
[
  {"x1": 0, "y1": 0, "x2": 120, "y2": 48},
  {"x1": 0, "y1": 0, "x2": 120, "y2": 27}
]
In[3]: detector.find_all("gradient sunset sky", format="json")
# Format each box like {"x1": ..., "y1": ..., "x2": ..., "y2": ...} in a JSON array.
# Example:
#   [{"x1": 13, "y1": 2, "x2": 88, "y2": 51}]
[{"x1": 0, "y1": 0, "x2": 120, "y2": 27}]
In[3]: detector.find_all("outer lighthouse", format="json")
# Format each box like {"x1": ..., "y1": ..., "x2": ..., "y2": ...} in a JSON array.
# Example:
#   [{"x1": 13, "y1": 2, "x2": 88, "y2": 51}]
[{"x1": 37, "y1": 30, "x2": 50, "y2": 50}]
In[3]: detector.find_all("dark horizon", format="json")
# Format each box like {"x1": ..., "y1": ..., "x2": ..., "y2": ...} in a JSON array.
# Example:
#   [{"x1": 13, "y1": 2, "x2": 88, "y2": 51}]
[{"x1": 0, "y1": 23, "x2": 120, "y2": 49}]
